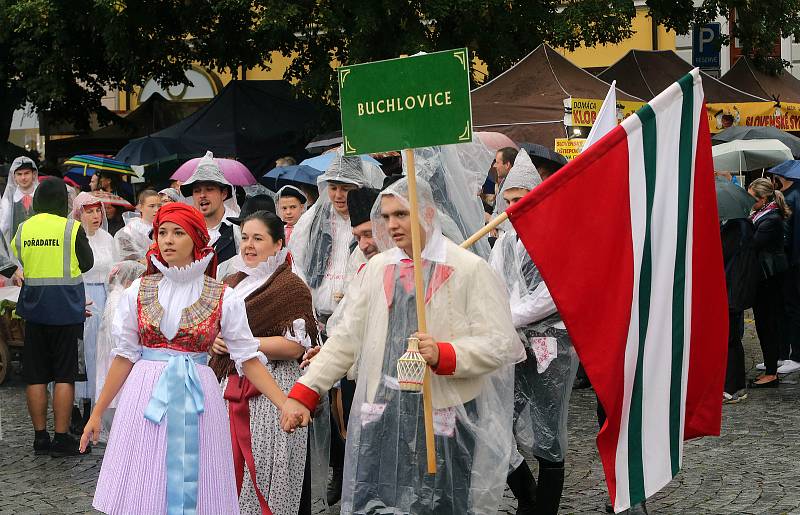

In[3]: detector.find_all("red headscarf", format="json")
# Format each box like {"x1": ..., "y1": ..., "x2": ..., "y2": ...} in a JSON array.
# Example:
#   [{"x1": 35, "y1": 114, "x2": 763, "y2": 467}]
[{"x1": 145, "y1": 203, "x2": 218, "y2": 278}]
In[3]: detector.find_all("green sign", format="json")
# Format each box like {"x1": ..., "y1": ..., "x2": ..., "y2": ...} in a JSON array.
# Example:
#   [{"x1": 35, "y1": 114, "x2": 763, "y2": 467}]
[{"x1": 338, "y1": 48, "x2": 473, "y2": 155}]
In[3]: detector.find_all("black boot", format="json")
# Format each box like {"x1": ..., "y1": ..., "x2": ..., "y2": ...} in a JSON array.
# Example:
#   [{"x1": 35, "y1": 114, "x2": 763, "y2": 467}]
[
  {"x1": 327, "y1": 466, "x2": 343, "y2": 506},
  {"x1": 534, "y1": 459, "x2": 565, "y2": 515},
  {"x1": 507, "y1": 461, "x2": 537, "y2": 515},
  {"x1": 69, "y1": 406, "x2": 84, "y2": 436}
]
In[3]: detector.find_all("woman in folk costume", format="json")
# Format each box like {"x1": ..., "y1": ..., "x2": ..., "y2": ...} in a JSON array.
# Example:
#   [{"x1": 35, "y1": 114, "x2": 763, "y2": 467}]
[
  {"x1": 94, "y1": 260, "x2": 146, "y2": 443},
  {"x1": 72, "y1": 193, "x2": 118, "y2": 411},
  {"x1": 288, "y1": 154, "x2": 384, "y2": 323},
  {"x1": 488, "y1": 150, "x2": 579, "y2": 515},
  {"x1": 282, "y1": 177, "x2": 524, "y2": 514},
  {"x1": 80, "y1": 202, "x2": 290, "y2": 515},
  {"x1": 208, "y1": 210, "x2": 318, "y2": 515},
  {"x1": 0, "y1": 156, "x2": 39, "y2": 258}
]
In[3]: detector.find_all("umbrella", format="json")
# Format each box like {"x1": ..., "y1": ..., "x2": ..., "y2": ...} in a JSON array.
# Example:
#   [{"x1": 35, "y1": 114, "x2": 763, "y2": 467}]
[
  {"x1": 300, "y1": 153, "x2": 382, "y2": 172},
  {"x1": 115, "y1": 135, "x2": 182, "y2": 166},
  {"x1": 711, "y1": 139, "x2": 793, "y2": 172},
  {"x1": 305, "y1": 130, "x2": 343, "y2": 154},
  {"x1": 519, "y1": 142, "x2": 568, "y2": 169},
  {"x1": 63, "y1": 155, "x2": 135, "y2": 176},
  {"x1": 94, "y1": 193, "x2": 134, "y2": 210},
  {"x1": 768, "y1": 159, "x2": 800, "y2": 180},
  {"x1": 475, "y1": 131, "x2": 518, "y2": 152},
  {"x1": 260, "y1": 164, "x2": 323, "y2": 191},
  {"x1": 712, "y1": 126, "x2": 800, "y2": 158},
  {"x1": 715, "y1": 177, "x2": 755, "y2": 221},
  {"x1": 171, "y1": 156, "x2": 257, "y2": 186}
]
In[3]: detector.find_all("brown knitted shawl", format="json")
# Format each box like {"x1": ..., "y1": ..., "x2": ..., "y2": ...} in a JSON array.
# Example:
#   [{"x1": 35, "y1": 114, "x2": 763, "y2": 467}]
[{"x1": 209, "y1": 262, "x2": 318, "y2": 380}]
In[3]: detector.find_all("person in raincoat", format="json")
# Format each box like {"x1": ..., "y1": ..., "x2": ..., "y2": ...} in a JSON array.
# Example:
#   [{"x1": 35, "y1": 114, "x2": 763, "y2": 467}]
[
  {"x1": 488, "y1": 150, "x2": 579, "y2": 515},
  {"x1": 288, "y1": 155, "x2": 383, "y2": 323},
  {"x1": 114, "y1": 189, "x2": 160, "y2": 262},
  {"x1": 1, "y1": 156, "x2": 39, "y2": 269},
  {"x1": 72, "y1": 193, "x2": 119, "y2": 423},
  {"x1": 276, "y1": 185, "x2": 307, "y2": 243},
  {"x1": 282, "y1": 176, "x2": 523, "y2": 515}
]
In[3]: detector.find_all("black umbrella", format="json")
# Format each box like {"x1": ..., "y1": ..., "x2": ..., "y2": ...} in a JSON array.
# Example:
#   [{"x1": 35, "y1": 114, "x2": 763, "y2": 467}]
[
  {"x1": 519, "y1": 142, "x2": 568, "y2": 171},
  {"x1": 715, "y1": 176, "x2": 755, "y2": 221},
  {"x1": 712, "y1": 126, "x2": 800, "y2": 158},
  {"x1": 116, "y1": 135, "x2": 181, "y2": 166},
  {"x1": 305, "y1": 130, "x2": 342, "y2": 154}
]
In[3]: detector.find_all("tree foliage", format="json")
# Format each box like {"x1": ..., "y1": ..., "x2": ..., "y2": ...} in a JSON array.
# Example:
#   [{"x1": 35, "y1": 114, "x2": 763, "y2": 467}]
[{"x1": 3, "y1": 0, "x2": 800, "y2": 150}]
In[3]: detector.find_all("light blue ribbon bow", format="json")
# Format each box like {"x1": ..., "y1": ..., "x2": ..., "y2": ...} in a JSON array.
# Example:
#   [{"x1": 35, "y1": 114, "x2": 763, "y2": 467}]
[{"x1": 142, "y1": 347, "x2": 209, "y2": 515}]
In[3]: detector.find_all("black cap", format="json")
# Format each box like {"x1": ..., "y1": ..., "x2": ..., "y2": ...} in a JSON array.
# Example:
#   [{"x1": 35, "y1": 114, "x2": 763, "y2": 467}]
[
  {"x1": 347, "y1": 187, "x2": 380, "y2": 227},
  {"x1": 382, "y1": 174, "x2": 403, "y2": 190},
  {"x1": 277, "y1": 185, "x2": 307, "y2": 204},
  {"x1": 228, "y1": 195, "x2": 276, "y2": 225}
]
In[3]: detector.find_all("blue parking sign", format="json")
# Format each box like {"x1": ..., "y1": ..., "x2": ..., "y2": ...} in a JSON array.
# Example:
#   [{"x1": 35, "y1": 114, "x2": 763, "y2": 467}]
[{"x1": 693, "y1": 23, "x2": 721, "y2": 69}]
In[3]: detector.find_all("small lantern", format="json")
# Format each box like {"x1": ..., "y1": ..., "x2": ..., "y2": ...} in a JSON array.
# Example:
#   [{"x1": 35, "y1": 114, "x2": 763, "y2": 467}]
[{"x1": 397, "y1": 336, "x2": 427, "y2": 392}]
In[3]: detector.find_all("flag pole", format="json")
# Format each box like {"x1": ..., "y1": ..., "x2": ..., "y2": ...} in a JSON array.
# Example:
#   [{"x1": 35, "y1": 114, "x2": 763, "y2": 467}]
[
  {"x1": 460, "y1": 211, "x2": 508, "y2": 249},
  {"x1": 404, "y1": 147, "x2": 437, "y2": 474}
]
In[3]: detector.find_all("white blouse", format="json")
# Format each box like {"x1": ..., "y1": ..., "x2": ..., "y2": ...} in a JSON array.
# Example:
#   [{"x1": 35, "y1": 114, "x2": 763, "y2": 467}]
[
  {"x1": 110, "y1": 253, "x2": 267, "y2": 374},
  {"x1": 230, "y1": 249, "x2": 313, "y2": 350},
  {"x1": 84, "y1": 229, "x2": 117, "y2": 284}
]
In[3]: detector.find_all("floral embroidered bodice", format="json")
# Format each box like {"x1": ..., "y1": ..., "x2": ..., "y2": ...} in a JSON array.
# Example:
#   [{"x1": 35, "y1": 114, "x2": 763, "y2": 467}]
[{"x1": 136, "y1": 273, "x2": 226, "y2": 353}]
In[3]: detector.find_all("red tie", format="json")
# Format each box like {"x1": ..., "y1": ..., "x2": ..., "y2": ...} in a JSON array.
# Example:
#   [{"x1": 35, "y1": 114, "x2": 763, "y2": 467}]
[{"x1": 22, "y1": 194, "x2": 32, "y2": 211}]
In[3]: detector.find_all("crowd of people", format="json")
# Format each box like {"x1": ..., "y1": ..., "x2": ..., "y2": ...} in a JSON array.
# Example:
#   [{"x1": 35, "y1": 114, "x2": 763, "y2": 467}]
[{"x1": 2, "y1": 135, "x2": 792, "y2": 515}]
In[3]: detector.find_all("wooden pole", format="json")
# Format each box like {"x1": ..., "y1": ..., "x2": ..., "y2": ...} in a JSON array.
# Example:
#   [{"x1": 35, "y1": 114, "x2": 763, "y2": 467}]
[
  {"x1": 403, "y1": 147, "x2": 437, "y2": 474},
  {"x1": 459, "y1": 211, "x2": 508, "y2": 249}
]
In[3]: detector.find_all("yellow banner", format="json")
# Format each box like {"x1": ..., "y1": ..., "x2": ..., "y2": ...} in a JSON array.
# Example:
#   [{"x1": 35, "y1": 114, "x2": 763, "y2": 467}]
[
  {"x1": 707, "y1": 102, "x2": 800, "y2": 132},
  {"x1": 568, "y1": 98, "x2": 645, "y2": 127},
  {"x1": 554, "y1": 138, "x2": 586, "y2": 160}
]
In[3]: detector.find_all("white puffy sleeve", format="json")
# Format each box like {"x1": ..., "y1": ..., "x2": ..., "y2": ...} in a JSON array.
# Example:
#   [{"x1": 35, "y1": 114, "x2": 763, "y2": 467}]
[
  {"x1": 110, "y1": 279, "x2": 143, "y2": 363},
  {"x1": 511, "y1": 282, "x2": 559, "y2": 328},
  {"x1": 220, "y1": 286, "x2": 268, "y2": 375},
  {"x1": 284, "y1": 319, "x2": 313, "y2": 349}
]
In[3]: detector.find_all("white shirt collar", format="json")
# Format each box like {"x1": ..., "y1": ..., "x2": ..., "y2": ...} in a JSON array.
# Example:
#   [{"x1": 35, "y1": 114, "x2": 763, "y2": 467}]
[
  {"x1": 232, "y1": 248, "x2": 288, "y2": 279},
  {"x1": 150, "y1": 252, "x2": 214, "y2": 283},
  {"x1": 12, "y1": 182, "x2": 37, "y2": 202},
  {"x1": 385, "y1": 229, "x2": 447, "y2": 264}
]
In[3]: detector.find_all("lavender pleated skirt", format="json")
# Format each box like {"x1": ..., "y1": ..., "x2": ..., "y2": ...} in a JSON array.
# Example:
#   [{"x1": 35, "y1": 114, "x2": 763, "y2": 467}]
[{"x1": 93, "y1": 359, "x2": 239, "y2": 515}]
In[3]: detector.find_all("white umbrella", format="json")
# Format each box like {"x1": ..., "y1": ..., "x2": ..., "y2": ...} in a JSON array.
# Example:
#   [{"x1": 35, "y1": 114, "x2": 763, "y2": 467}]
[{"x1": 712, "y1": 139, "x2": 793, "y2": 172}]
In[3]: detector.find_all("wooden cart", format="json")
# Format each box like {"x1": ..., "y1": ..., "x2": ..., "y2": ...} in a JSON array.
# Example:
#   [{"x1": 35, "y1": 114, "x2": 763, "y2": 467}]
[{"x1": 0, "y1": 309, "x2": 23, "y2": 384}]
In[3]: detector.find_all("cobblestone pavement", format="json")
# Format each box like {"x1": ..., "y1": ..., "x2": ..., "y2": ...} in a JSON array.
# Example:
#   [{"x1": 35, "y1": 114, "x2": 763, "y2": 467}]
[{"x1": 1, "y1": 317, "x2": 798, "y2": 514}]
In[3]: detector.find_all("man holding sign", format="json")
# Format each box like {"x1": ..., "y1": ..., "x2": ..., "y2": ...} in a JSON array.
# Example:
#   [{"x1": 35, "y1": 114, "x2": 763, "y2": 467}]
[{"x1": 281, "y1": 177, "x2": 522, "y2": 513}]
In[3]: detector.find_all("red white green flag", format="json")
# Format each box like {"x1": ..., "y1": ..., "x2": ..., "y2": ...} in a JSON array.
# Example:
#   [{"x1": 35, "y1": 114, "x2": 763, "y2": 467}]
[{"x1": 507, "y1": 69, "x2": 727, "y2": 512}]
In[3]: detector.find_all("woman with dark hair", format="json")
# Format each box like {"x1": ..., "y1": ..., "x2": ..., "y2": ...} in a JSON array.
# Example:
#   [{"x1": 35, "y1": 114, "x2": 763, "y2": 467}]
[
  {"x1": 748, "y1": 178, "x2": 791, "y2": 387},
  {"x1": 210, "y1": 210, "x2": 317, "y2": 515},
  {"x1": 80, "y1": 203, "x2": 289, "y2": 515}
]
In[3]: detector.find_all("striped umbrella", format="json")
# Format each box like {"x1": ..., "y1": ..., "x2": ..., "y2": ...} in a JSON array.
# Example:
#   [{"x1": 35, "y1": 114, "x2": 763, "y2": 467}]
[{"x1": 63, "y1": 155, "x2": 136, "y2": 176}]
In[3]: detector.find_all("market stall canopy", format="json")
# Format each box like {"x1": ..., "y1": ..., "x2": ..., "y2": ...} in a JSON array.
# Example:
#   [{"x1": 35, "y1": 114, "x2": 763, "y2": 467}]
[
  {"x1": 721, "y1": 56, "x2": 800, "y2": 103},
  {"x1": 470, "y1": 44, "x2": 644, "y2": 146},
  {"x1": 135, "y1": 81, "x2": 320, "y2": 178},
  {"x1": 598, "y1": 50, "x2": 767, "y2": 103},
  {"x1": 46, "y1": 94, "x2": 206, "y2": 160}
]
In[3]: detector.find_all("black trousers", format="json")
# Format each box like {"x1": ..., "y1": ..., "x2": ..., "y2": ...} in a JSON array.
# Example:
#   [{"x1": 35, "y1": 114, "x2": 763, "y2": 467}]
[
  {"x1": 725, "y1": 311, "x2": 746, "y2": 394},
  {"x1": 782, "y1": 265, "x2": 800, "y2": 362},
  {"x1": 754, "y1": 274, "x2": 785, "y2": 375}
]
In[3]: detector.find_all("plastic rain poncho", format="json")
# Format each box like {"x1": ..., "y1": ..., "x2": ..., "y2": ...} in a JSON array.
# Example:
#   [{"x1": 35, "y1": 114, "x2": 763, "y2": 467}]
[
  {"x1": 288, "y1": 154, "x2": 383, "y2": 316},
  {"x1": 297, "y1": 176, "x2": 523, "y2": 514},
  {"x1": 114, "y1": 214, "x2": 153, "y2": 261},
  {"x1": 402, "y1": 136, "x2": 494, "y2": 259},
  {"x1": 488, "y1": 160, "x2": 578, "y2": 463},
  {"x1": 73, "y1": 192, "x2": 118, "y2": 403},
  {"x1": 0, "y1": 157, "x2": 39, "y2": 255}
]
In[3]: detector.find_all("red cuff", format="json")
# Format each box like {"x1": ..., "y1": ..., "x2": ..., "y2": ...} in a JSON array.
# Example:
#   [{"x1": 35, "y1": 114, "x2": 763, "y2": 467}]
[
  {"x1": 433, "y1": 342, "x2": 456, "y2": 375},
  {"x1": 288, "y1": 383, "x2": 320, "y2": 412}
]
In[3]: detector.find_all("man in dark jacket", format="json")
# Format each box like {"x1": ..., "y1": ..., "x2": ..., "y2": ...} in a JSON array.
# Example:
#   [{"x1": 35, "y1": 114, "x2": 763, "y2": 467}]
[
  {"x1": 774, "y1": 176, "x2": 800, "y2": 374},
  {"x1": 11, "y1": 178, "x2": 94, "y2": 456}
]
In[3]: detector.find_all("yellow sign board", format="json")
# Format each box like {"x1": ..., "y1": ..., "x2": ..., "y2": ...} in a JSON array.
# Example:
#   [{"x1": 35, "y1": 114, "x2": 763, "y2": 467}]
[
  {"x1": 706, "y1": 102, "x2": 800, "y2": 132},
  {"x1": 554, "y1": 138, "x2": 586, "y2": 160},
  {"x1": 568, "y1": 98, "x2": 645, "y2": 127}
]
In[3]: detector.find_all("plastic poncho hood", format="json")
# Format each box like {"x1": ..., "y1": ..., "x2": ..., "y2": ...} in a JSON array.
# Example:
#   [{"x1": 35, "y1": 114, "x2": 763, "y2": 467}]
[
  {"x1": 401, "y1": 136, "x2": 494, "y2": 258},
  {"x1": 370, "y1": 176, "x2": 441, "y2": 253}
]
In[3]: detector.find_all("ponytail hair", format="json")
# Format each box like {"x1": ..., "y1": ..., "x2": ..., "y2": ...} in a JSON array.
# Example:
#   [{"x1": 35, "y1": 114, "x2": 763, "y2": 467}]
[
  {"x1": 749, "y1": 177, "x2": 792, "y2": 219},
  {"x1": 774, "y1": 190, "x2": 793, "y2": 219}
]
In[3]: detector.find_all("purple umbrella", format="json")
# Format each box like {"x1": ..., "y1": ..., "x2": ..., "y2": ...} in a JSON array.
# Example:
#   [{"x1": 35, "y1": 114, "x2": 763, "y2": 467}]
[{"x1": 171, "y1": 156, "x2": 256, "y2": 185}]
